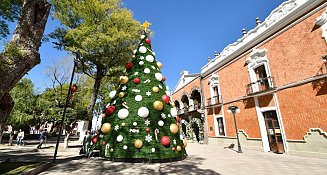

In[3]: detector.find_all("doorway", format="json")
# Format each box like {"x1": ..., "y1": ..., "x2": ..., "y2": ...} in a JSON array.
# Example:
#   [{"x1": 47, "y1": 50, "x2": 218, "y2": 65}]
[{"x1": 263, "y1": 110, "x2": 285, "y2": 153}]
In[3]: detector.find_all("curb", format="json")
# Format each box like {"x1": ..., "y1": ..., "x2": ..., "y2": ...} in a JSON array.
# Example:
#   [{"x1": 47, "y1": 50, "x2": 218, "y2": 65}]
[{"x1": 22, "y1": 162, "x2": 53, "y2": 175}]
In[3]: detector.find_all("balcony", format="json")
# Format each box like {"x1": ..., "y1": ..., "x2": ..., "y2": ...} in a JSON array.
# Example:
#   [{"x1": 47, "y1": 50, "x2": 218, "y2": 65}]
[
  {"x1": 207, "y1": 95, "x2": 222, "y2": 106},
  {"x1": 246, "y1": 76, "x2": 275, "y2": 95}
]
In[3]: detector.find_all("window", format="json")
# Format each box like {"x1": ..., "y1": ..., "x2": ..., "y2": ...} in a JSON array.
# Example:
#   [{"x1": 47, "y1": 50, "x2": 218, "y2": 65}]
[
  {"x1": 207, "y1": 74, "x2": 222, "y2": 106},
  {"x1": 217, "y1": 117, "x2": 225, "y2": 136}
]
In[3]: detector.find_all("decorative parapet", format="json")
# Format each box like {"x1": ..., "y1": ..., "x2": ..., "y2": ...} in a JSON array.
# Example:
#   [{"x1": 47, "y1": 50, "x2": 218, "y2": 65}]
[
  {"x1": 201, "y1": 0, "x2": 322, "y2": 76},
  {"x1": 315, "y1": 8, "x2": 327, "y2": 43},
  {"x1": 303, "y1": 128, "x2": 327, "y2": 141}
]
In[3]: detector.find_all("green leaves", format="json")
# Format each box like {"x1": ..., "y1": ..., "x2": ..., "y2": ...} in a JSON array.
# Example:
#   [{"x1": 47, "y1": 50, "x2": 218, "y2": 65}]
[{"x1": 0, "y1": 0, "x2": 22, "y2": 38}]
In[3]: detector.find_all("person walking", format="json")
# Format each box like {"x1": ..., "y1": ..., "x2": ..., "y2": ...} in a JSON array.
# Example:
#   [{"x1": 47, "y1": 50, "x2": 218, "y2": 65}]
[
  {"x1": 37, "y1": 129, "x2": 46, "y2": 149},
  {"x1": 83, "y1": 130, "x2": 91, "y2": 157},
  {"x1": 16, "y1": 129, "x2": 24, "y2": 146}
]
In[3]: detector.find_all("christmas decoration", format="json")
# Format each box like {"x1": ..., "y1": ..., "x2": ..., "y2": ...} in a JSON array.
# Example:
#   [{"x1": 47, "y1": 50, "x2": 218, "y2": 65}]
[
  {"x1": 101, "y1": 123, "x2": 111, "y2": 134},
  {"x1": 176, "y1": 146, "x2": 182, "y2": 152},
  {"x1": 91, "y1": 136, "x2": 98, "y2": 144},
  {"x1": 92, "y1": 22, "x2": 186, "y2": 162},
  {"x1": 134, "y1": 139, "x2": 143, "y2": 148},
  {"x1": 153, "y1": 101, "x2": 163, "y2": 110},
  {"x1": 145, "y1": 38, "x2": 151, "y2": 44},
  {"x1": 125, "y1": 62, "x2": 133, "y2": 70},
  {"x1": 160, "y1": 136, "x2": 170, "y2": 147},
  {"x1": 109, "y1": 91, "x2": 117, "y2": 99},
  {"x1": 157, "y1": 62, "x2": 162, "y2": 69},
  {"x1": 118, "y1": 109, "x2": 129, "y2": 119},
  {"x1": 161, "y1": 94, "x2": 170, "y2": 104},
  {"x1": 170, "y1": 124, "x2": 179, "y2": 134},
  {"x1": 162, "y1": 76, "x2": 166, "y2": 82},
  {"x1": 106, "y1": 106, "x2": 115, "y2": 116},
  {"x1": 120, "y1": 76, "x2": 129, "y2": 84}
]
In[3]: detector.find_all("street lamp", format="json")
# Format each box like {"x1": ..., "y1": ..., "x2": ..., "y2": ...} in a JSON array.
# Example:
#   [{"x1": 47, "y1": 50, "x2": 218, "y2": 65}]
[
  {"x1": 53, "y1": 51, "x2": 80, "y2": 164},
  {"x1": 227, "y1": 105, "x2": 243, "y2": 153}
]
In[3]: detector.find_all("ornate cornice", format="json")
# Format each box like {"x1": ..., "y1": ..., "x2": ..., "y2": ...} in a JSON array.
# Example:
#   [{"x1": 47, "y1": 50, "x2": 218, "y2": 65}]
[
  {"x1": 201, "y1": 0, "x2": 323, "y2": 76},
  {"x1": 315, "y1": 8, "x2": 327, "y2": 26}
]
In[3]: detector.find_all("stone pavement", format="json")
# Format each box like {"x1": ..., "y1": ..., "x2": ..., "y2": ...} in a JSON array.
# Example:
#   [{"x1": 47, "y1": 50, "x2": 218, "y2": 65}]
[{"x1": 1, "y1": 142, "x2": 327, "y2": 175}]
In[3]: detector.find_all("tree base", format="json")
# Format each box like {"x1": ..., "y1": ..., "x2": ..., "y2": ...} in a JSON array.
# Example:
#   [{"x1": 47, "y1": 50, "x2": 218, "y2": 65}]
[{"x1": 105, "y1": 154, "x2": 187, "y2": 163}]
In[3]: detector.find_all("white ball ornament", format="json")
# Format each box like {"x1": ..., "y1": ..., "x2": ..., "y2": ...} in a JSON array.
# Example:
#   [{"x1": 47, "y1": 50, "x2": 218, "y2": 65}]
[
  {"x1": 138, "y1": 107, "x2": 149, "y2": 118},
  {"x1": 133, "y1": 49, "x2": 137, "y2": 54},
  {"x1": 146, "y1": 55, "x2": 154, "y2": 62},
  {"x1": 118, "y1": 109, "x2": 129, "y2": 119},
  {"x1": 135, "y1": 95, "x2": 143, "y2": 102},
  {"x1": 141, "y1": 35, "x2": 145, "y2": 39},
  {"x1": 117, "y1": 135, "x2": 123, "y2": 142},
  {"x1": 109, "y1": 91, "x2": 116, "y2": 99},
  {"x1": 133, "y1": 122, "x2": 137, "y2": 126},
  {"x1": 152, "y1": 148, "x2": 155, "y2": 152},
  {"x1": 123, "y1": 145, "x2": 128, "y2": 150},
  {"x1": 139, "y1": 46, "x2": 147, "y2": 53},
  {"x1": 170, "y1": 107, "x2": 177, "y2": 117},
  {"x1": 158, "y1": 120, "x2": 164, "y2": 126},
  {"x1": 139, "y1": 61, "x2": 144, "y2": 65},
  {"x1": 155, "y1": 73, "x2": 163, "y2": 81},
  {"x1": 144, "y1": 68, "x2": 150, "y2": 74}
]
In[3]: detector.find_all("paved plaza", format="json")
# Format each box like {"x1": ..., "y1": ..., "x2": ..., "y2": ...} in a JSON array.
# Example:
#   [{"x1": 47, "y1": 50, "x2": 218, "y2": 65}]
[{"x1": 1, "y1": 141, "x2": 326, "y2": 175}]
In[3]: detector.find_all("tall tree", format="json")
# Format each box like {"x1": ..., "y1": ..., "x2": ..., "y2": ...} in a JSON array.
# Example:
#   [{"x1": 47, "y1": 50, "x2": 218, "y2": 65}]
[
  {"x1": 0, "y1": 0, "x2": 50, "y2": 140},
  {"x1": 0, "y1": 0, "x2": 22, "y2": 38},
  {"x1": 50, "y1": 0, "x2": 142, "y2": 120}
]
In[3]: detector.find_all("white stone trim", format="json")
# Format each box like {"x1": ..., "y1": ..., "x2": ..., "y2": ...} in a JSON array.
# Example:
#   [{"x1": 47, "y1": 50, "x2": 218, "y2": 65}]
[
  {"x1": 254, "y1": 97, "x2": 270, "y2": 152},
  {"x1": 259, "y1": 106, "x2": 277, "y2": 113},
  {"x1": 315, "y1": 8, "x2": 327, "y2": 43},
  {"x1": 201, "y1": 0, "x2": 325, "y2": 76},
  {"x1": 213, "y1": 114, "x2": 225, "y2": 137},
  {"x1": 209, "y1": 73, "x2": 222, "y2": 104}
]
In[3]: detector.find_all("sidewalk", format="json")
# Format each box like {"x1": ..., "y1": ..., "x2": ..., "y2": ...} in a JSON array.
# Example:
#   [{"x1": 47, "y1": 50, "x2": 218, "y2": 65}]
[
  {"x1": 36, "y1": 143, "x2": 327, "y2": 175},
  {"x1": 1, "y1": 141, "x2": 326, "y2": 175}
]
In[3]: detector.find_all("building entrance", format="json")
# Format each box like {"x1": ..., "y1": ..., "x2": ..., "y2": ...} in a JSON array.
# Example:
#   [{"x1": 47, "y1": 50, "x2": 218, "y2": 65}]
[{"x1": 263, "y1": 110, "x2": 285, "y2": 153}]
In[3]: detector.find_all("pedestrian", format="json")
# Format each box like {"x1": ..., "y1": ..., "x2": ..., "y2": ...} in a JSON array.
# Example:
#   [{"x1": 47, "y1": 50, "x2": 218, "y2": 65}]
[
  {"x1": 16, "y1": 129, "x2": 24, "y2": 146},
  {"x1": 37, "y1": 129, "x2": 46, "y2": 149},
  {"x1": 83, "y1": 130, "x2": 91, "y2": 157}
]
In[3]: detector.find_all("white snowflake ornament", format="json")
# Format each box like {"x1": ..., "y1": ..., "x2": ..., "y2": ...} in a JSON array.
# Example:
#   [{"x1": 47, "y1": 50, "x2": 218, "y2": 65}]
[
  {"x1": 144, "y1": 119, "x2": 150, "y2": 126},
  {"x1": 145, "y1": 134, "x2": 152, "y2": 142}
]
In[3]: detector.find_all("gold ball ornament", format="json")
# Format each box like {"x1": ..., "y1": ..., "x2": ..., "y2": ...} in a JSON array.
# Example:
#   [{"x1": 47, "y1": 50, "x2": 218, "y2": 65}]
[
  {"x1": 152, "y1": 86, "x2": 159, "y2": 93},
  {"x1": 176, "y1": 145, "x2": 182, "y2": 152},
  {"x1": 120, "y1": 76, "x2": 129, "y2": 84},
  {"x1": 157, "y1": 62, "x2": 162, "y2": 69},
  {"x1": 110, "y1": 148, "x2": 114, "y2": 152},
  {"x1": 183, "y1": 139, "x2": 188, "y2": 148},
  {"x1": 153, "y1": 101, "x2": 163, "y2": 111},
  {"x1": 118, "y1": 92, "x2": 125, "y2": 98},
  {"x1": 121, "y1": 122, "x2": 126, "y2": 126},
  {"x1": 134, "y1": 139, "x2": 143, "y2": 149},
  {"x1": 170, "y1": 124, "x2": 179, "y2": 134},
  {"x1": 101, "y1": 123, "x2": 111, "y2": 134}
]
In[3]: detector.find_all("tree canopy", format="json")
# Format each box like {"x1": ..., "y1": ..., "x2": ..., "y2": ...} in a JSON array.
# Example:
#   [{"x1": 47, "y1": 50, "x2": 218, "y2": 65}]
[{"x1": 0, "y1": 0, "x2": 22, "y2": 38}]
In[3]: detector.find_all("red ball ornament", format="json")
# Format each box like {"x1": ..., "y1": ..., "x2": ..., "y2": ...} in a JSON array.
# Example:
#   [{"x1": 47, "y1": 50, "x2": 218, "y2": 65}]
[
  {"x1": 146, "y1": 128, "x2": 150, "y2": 133},
  {"x1": 125, "y1": 62, "x2": 133, "y2": 70},
  {"x1": 133, "y1": 78, "x2": 140, "y2": 84},
  {"x1": 162, "y1": 76, "x2": 166, "y2": 81},
  {"x1": 91, "y1": 136, "x2": 98, "y2": 144},
  {"x1": 101, "y1": 141, "x2": 106, "y2": 146},
  {"x1": 106, "y1": 106, "x2": 115, "y2": 115},
  {"x1": 145, "y1": 38, "x2": 151, "y2": 44},
  {"x1": 160, "y1": 136, "x2": 170, "y2": 147},
  {"x1": 161, "y1": 94, "x2": 170, "y2": 104}
]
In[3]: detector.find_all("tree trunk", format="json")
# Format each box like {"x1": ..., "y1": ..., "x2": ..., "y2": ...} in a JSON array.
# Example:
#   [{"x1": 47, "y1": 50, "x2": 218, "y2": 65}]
[
  {"x1": 0, "y1": 0, "x2": 50, "y2": 132},
  {"x1": 0, "y1": 93, "x2": 14, "y2": 143},
  {"x1": 87, "y1": 68, "x2": 104, "y2": 120}
]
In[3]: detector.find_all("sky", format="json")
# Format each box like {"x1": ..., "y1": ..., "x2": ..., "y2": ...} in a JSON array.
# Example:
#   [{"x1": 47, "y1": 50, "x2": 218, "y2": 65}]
[{"x1": 4, "y1": 0, "x2": 285, "y2": 93}]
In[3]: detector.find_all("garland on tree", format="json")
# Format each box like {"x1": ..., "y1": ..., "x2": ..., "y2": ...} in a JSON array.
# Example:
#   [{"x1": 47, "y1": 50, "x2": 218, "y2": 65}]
[{"x1": 88, "y1": 21, "x2": 187, "y2": 162}]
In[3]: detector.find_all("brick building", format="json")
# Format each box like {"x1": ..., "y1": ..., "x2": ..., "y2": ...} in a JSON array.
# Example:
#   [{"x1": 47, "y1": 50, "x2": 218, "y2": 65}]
[{"x1": 172, "y1": 0, "x2": 327, "y2": 158}]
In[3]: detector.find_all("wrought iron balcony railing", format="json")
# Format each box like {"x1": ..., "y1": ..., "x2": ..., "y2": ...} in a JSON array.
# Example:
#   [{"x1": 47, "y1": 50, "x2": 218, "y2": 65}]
[
  {"x1": 207, "y1": 95, "x2": 222, "y2": 106},
  {"x1": 246, "y1": 76, "x2": 275, "y2": 95}
]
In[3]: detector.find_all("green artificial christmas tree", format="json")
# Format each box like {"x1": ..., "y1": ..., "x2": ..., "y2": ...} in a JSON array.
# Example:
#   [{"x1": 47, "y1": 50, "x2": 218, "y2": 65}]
[{"x1": 91, "y1": 21, "x2": 187, "y2": 162}]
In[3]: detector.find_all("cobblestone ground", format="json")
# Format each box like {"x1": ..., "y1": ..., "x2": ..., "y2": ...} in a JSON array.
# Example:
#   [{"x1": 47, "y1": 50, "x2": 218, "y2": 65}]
[
  {"x1": 1, "y1": 142, "x2": 326, "y2": 175},
  {"x1": 39, "y1": 143, "x2": 326, "y2": 175}
]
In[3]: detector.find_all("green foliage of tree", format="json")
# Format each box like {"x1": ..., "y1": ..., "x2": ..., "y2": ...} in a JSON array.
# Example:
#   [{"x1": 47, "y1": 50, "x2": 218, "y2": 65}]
[
  {"x1": 0, "y1": 0, "x2": 22, "y2": 38},
  {"x1": 50, "y1": 0, "x2": 143, "y2": 118},
  {"x1": 9, "y1": 78, "x2": 38, "y2": 129}
]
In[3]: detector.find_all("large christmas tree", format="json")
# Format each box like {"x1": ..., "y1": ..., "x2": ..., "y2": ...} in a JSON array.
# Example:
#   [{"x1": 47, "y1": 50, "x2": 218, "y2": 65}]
[{"x1": 91, "y1": 22, "x2": 187, "y2": 162}]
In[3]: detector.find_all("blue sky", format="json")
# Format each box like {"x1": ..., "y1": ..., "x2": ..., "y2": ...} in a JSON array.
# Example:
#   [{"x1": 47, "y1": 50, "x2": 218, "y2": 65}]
[{"x1": 4, "y1": 0, "x2": 285, "y2": 93}]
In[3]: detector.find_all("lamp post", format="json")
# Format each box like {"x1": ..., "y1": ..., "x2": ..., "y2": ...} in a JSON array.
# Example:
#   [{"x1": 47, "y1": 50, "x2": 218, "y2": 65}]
[
  {"x1": 227, "y1": 105, "x2": 243, "y2": 153},
  {"x1": 53, "y1": 51, "x2": 79, "y2": 164}
]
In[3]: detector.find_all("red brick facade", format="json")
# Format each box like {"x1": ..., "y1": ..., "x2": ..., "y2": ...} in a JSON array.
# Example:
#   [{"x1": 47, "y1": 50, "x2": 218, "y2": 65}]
[{"x1": 172, "y1": 1, "x2": 327, "y2": 155}]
